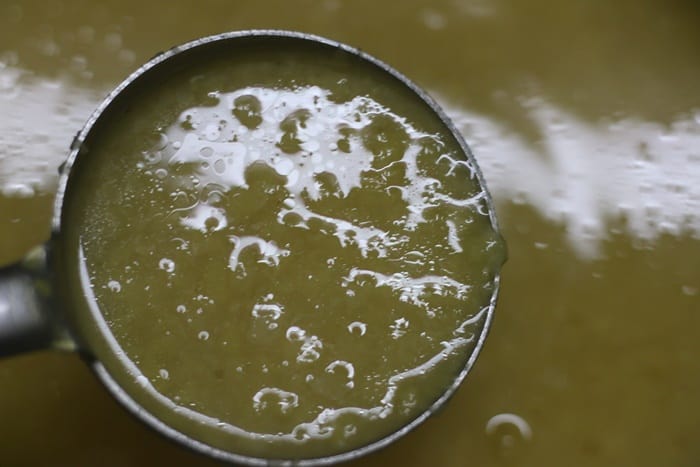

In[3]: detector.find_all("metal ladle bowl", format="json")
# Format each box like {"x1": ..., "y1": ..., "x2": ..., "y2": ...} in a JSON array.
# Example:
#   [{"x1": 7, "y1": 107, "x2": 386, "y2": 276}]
[{"x1": 0, "y1": 30, "x2": 503, "y2": 465}]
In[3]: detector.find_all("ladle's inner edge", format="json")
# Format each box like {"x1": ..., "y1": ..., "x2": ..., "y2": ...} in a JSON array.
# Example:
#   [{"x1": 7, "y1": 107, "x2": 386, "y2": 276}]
[{"x1": 52, "y1": 32, "x2": 505, "y2": 464}]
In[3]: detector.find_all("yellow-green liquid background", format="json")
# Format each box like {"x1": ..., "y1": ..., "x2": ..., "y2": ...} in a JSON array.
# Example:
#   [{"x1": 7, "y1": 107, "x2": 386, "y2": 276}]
[{"x1": 0, "y1": 1, "x2": 698, "y2": 466}]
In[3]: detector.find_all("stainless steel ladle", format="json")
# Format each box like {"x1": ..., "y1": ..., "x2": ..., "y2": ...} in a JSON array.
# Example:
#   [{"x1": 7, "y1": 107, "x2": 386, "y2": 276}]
[{"x1": 0, "y1": 30, "x2": 503, "y2": 466}]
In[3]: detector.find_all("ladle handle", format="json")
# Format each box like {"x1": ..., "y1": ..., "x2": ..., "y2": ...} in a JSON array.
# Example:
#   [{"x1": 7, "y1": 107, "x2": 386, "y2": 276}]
[{"x1": 0, "y1": 247, "x2": 59, "y2": 357}]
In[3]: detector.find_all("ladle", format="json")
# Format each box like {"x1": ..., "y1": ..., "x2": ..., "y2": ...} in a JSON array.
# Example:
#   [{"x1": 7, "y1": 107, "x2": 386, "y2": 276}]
[{"x1": 0, "y1": 30, "x2": 503, "y2": 465}]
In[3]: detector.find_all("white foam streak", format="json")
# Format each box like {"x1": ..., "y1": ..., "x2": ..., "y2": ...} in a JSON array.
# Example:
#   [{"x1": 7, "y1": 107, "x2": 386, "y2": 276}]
[
  {"x1": 228, "y1": 235, "x2": 290, "y2": 274},
  {"x1": 344, "y1": 268, "x2": 471, "y2": 308},
  {"x1": 279, "y1": 200, "x2": 407, "y2": 258},
  {"x1": 0, "y1": 64, "x2": 102, "y2": 196},
  {"x1": 441, "y1": 96, "x2": 700, "y2": 258}
]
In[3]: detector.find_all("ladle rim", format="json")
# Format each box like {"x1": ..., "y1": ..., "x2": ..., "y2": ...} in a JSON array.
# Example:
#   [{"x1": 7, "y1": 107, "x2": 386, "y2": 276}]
[{"x1": 51, "y1": 29, "x2": 502, "y2": 466}]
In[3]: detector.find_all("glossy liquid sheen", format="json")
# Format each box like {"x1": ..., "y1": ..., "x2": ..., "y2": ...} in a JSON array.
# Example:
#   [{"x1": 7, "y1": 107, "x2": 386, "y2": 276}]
[{"x1": 57, "y1": 42, "x2": 504, "y2": 459}]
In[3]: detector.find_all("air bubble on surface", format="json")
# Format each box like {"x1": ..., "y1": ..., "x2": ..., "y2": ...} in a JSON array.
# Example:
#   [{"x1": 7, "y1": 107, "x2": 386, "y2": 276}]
[
  {"x1": 252, "y1": 387, "x2": 299, "y2": 414},
  {"x1": 485, "y1": 413, "x2": 533, "y2": 452},
  {"x1": 158, "y1": 258, "x2": 175, "y2": 273},
  {"x1": 286, "y1": 326, "x2": 306, "y2": 342},
  {"x1": 421, "y1": 8, "x2": 447, "y2": 30},
  {"x1": 347, "y1": 321, "x2": 367, "y2": 336},
  {"x1": 298, "y1": 336, "x2": 323, "y2": 363},
  {"x1": 325, "y1": 360, "x2": 355, "y2": 388},
  {"x1": 252, "y1": 300, "x2": 284, "y2": 330}
]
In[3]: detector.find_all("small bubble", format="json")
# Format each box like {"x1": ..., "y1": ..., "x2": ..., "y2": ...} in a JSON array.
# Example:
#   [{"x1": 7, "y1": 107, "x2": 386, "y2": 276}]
[
  {"x1": 286, "y1": 326, "x2": 306, "y2": 342},
  {"x1": 347, "y1": 321, "x2": 367, "y2": 336},
  {"x1": 344, "y1": 424, "x2": 357, "y2": 437},
  {"x1": 144, "y1": 151, "x2": 161, "y2": 164},
  {"x1": 198, "y1": 331, "x2": 210, "y2": 341},
  {"x1": 214, "y1": 158, "x2": 226, "y2": 174},
  {"x1": 155, "y1": 168, "x2": 168, "y2": 179},
  {"x1": 118, "y1": 49, "x2": 136, "y2": 64},
  {"x1": 325, "y1": 360, "x2": 355, "y2": 388},
  {"x1": 682, "y1": 286, "x2": 698, "y2": 297},
  {"x1": 107, "y1": 280, "x2": 121, "y2": 293},
  {"x1": 294, "y1": 427, "x2": 310, "y2": 441},
  {"x1": 200, "y1": 146, "x2": 214, "y2": 158},
  {"x1": 204, "y1": 123, "x2": 221, "y2": 141},
  {"x1": 70, "y1": 54, "x2": 87, "y2": 72},
  {"x1": 159, "y1": 369, "x2": 170, "y2": 380},
  {"x1": 204, "y1": 216, "x2": 220, "y2": 231},
  {"x1": 485, "y1": 413, "x2": 532, "y2": 454},
  {"x1": 422, "y1": 8, "x2": 447, "y2": 30},
  {"x1": 77, "y1": 26, "x2": 95, "y2": 43},
  {"x1": 103, "y1": 32, "x2": 123, "y2": 50},
  {"x1": 176, "y1": 305, "x2": 186, "y2": 313},
  {"x1": 159, "y1": 258, "x2": 175, "y2": 273},
  {"x1": 275, "y1": 157, "x2": 295, "y2": 176},
  {"x1": 40, "y1": 40, "x2": 60, "y2": 57}
]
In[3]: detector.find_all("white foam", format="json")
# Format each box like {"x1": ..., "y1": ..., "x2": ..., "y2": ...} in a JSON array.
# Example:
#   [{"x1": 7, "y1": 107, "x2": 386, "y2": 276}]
[
  {"x1": 343, "y1": 267, "x2": 471, "y2": 311},
  {"x1": 440, "y1": 95, "x2": 700, "y2": 258},
  {"x1": 0, "y1": 64, "x2": 101, "y2": 196},
  {"x1": 228, "y1": 235, "x2": 290, "y2": 275},
  {"x1": 157, "y1": 86, "x2": 483, "y2": 261}
]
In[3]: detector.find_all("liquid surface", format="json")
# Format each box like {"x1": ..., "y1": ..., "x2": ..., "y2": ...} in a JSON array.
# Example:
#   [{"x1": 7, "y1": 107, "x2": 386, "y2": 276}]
[
  {"x1": 0, "y1": 1, "x2": 698, "y2": 466},
  {"x1": 58, "y1": 42, "x2": 503, "y2": 459}
]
